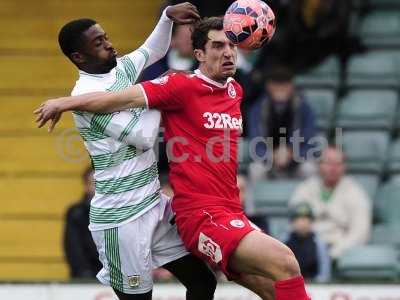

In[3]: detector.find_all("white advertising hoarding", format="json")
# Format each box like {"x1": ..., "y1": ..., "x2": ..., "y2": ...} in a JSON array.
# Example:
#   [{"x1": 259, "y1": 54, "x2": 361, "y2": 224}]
[{"x1": 0, "y1": 284, "x2": 400, "y2": 300}]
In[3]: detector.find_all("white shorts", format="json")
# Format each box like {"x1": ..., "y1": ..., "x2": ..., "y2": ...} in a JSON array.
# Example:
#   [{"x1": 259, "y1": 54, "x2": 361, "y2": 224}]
[{"x1": 91, "y1": 194, "x2": 188, "y2": 294}]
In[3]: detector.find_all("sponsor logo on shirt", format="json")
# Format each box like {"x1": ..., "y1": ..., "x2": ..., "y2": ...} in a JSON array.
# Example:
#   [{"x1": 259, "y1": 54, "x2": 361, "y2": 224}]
[
  {"x1": 230, "y1": 219, "x2": 245, "y2": 228},
  {"x1": 228, "y1": 82, "x2": 236, "y2": 98},
  {"x1": 198, "y1": 232, "x2": 223, "y2": 263},
  {"x1": 203, "y1": 112, "x2": 242, "y2": 130},
  {"x1": 127, "y1": 275, "x2": 140, "y2": 288}
]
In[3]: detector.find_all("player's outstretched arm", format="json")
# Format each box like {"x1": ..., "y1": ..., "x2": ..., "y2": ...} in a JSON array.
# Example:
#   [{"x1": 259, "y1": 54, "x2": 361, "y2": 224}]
[{"x1": 34, "y1": 85, "x2": 146, "y2": 132}]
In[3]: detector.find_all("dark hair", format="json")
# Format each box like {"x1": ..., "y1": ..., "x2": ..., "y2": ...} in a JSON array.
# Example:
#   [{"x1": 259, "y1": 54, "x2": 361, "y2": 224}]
[
  {"x1": 289, "y1": 203, "x2": 314, "y2": 221},
  {"x1": 58, "y1": 18, "x2": 97, "y2": 58},
  {"x1": 191, "y1": 17, "x2": 224, "y2": 50}
]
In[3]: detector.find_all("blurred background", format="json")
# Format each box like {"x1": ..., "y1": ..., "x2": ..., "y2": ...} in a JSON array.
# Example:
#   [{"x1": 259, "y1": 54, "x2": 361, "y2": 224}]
[{"x1": 1, "y1": 0, "x2": 400, "y2": 298}]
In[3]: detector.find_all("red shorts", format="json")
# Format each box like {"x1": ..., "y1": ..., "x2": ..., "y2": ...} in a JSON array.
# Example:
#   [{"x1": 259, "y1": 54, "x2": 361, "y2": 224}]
[{"x1": 174, "y1": 206, "x2": 256, "y2": 279}]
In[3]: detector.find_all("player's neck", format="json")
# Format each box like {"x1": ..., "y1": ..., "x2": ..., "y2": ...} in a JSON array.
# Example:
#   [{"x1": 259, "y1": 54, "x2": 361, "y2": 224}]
[{"x1": 198, "y1": 66, "x2": 228, "y2": 85}]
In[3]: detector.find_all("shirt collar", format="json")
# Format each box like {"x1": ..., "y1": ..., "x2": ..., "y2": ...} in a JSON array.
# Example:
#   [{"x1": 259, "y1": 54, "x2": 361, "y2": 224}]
[
  {"x1": 194, "y1": 69, "x2": 233, "y2": 88},
  {"x1": 78, "y1": 68, "x2": 115, "y2": 79}
]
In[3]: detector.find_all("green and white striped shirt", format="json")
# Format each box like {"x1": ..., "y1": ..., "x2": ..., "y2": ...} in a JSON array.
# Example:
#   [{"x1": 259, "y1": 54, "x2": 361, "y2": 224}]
[
  {"x1": 71, "y1": 48, "x2": 162, "y2": 231},
  {"x1": 71, "y1": 9, "x2": 173, "y2": 230}
]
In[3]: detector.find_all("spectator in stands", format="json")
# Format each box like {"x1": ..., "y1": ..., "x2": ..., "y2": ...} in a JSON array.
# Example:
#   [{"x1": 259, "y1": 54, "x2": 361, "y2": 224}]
[
  {"x1": 247, "y1": 66, "x2": 317, "y2": 180},
  {"x1": 290, "y1": 146, "x2": 372, "y2": 260},
  {"x1": 256, "y1": 0, "x2": 353, "y2": 73},
  {"x1": 64, "y1": 167, "x2": 101, "y2": 279},
  {"x1": 141, "y1": 24, "x2": 195, "y2": 81},
  {"x1": 284, "y1": 202, "x2": 331, "y2": 282},
  {"x1": 285, "y1": 0, "x2": 352, "y2": 71}
]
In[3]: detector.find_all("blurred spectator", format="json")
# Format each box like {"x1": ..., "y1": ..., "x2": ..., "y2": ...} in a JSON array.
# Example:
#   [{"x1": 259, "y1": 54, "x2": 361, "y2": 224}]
[
  {"x1": 141, "y1": 24, "x2": 195, "y2": 81},
  {"x1": 284, "y1": 203, "x2": 331, "y2": 282},
  {"x1": 235, "y1": 49, "x2": 263, "y2": 121},
  {"x1": 238, "y1": 174, "x2": 269, "y2": 233},
  {"x1": 289, "y1": 146, "x2": 372, "y2": 260},
  {"x1": 64, "y1": 167, "x2": 101, "y2": 279},
  {"x1": 247, "y1": 66, "x2": 317, "y2": 180},
  {"x1": 256, "y1": 0, "x2": 353, "y2": 73},
  {"x1": 286, "y1": 0, "x2": 351, "y2": 71}
]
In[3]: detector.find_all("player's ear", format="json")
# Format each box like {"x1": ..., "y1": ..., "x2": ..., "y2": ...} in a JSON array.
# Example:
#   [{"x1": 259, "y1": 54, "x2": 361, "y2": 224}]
[
  {"x1": 193, "y1": 49, "x2": 206, "y2": 63},
  {"x1": 70, "y1": 52, "x2": 86, "y2": 64}
]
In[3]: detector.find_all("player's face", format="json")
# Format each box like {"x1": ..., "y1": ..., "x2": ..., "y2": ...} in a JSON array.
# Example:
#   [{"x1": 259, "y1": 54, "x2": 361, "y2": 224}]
[
  {"x1": 80, "y1": 24, "x2": 118, "y2": 73},
  {"x1": 198, "y1": 30, "x2": 237, "y2": 82},
  {"x1": 319, "y1": 148, "x2": 346, "y2": 187}
]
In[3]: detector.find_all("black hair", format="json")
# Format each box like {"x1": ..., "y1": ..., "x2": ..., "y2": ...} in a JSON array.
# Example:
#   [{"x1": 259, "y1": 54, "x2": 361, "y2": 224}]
[
  {"x1": 58, "y1": 18, "x2": 97, "y2": 58},
  {"x1": 191, "y1": 17, "x2": 224, "y2": 51}
]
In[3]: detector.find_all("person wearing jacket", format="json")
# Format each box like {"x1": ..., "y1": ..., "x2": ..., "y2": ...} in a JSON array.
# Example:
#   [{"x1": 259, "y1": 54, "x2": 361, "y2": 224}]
[{"x1": 247, "y1": 66, "x2": 317, "y2": 180}]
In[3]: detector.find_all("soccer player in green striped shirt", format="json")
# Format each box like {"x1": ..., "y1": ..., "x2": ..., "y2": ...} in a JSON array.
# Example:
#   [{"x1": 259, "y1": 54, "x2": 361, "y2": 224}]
[{"x1": 55, "y1": 3, "x2": 216, "y2": 300}]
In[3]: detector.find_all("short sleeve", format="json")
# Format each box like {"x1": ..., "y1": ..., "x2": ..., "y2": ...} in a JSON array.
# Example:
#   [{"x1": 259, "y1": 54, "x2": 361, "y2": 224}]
[{"x1": 140, "y1": 73, "x2": 185, "y2": 111}]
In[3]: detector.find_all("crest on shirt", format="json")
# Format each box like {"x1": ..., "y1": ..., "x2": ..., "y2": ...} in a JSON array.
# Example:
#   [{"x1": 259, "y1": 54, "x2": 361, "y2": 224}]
[
  {"x1": 198, "y1": 232, "x2": 223, "y2": 263},
  {"x1": 150, "y1": 75, "x2": 169, "y2": 85},
  {"x1": 127, "y1": 275, "x2": 140, "y2": 288},
  {"x1": 227, "y1": 82, "x2": 236, "y2": 98},
  {"x1": 230, "y1": 219, "x2": 245, "y2": 228}
]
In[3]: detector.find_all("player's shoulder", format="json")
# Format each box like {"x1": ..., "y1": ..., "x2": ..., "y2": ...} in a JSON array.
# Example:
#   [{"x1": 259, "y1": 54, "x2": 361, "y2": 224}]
[
  {"x1": 71, "y1": 76, "x2": 106, "y2": 96},
  {"x1": 149, "y1": 71, "x2": 193, "y2": 88}
]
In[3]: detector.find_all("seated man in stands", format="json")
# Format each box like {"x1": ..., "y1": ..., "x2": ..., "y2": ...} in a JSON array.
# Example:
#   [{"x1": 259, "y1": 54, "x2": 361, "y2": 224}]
[
  {"x1": 289, "y1": 146, "x2": 371, "y2": 261},
  {"x1": 246, "y1": 66, "x2": 317, "y2": 180},
  {"x1": 64, "y1": 167, "x2": 101, "y2": 279}
]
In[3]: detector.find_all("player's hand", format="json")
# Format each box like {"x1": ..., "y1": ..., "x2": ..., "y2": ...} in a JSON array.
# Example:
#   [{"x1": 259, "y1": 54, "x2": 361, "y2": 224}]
[
  {"x1": 34, "y1": 99, "x2": 64, "y2": 132},
  {"x1": 166, "y1": 2, "x2": 200, "y2": 25}
]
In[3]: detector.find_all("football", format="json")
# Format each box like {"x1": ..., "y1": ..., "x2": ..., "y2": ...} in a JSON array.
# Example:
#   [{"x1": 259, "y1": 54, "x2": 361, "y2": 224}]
[{"x1": 223, "y1": 0, "x2": 276, "y2": 50}]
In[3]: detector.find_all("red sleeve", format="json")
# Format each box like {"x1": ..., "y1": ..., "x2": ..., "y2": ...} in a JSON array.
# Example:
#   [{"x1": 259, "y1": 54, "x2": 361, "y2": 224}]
[{"x1": 140, "y1": 73, "x2": 185, "y2": 111}]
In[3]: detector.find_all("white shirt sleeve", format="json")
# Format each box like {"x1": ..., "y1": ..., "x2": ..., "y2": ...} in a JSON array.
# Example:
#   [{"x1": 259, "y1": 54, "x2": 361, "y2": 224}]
[
  {"x1": 122, "y1": 7, "x2": 173, "y2": 78},
  {"x1": 100, "y1": 109, "x2": 161, "y2": 150}
]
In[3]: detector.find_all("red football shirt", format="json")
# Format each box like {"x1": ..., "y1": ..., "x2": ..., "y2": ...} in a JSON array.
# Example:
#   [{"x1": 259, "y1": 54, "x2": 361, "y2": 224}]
[{"x1": 140, "y1": 70, "x2": 243, "y2": 213}]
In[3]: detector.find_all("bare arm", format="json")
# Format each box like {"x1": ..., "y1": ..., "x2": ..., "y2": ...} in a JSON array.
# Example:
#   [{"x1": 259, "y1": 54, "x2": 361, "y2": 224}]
[{"x1": 34, "y1": 84, "x2": 146, "y2": 131}]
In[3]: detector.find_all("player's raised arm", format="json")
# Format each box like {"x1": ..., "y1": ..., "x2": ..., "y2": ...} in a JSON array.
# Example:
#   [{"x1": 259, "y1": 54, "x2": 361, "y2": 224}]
[
  {"x1": 34, "y1": 84, "x2": 146, "y2": 131},
  {"x1": 136, "y1": 3, "x2": 199, "y2": 68}
]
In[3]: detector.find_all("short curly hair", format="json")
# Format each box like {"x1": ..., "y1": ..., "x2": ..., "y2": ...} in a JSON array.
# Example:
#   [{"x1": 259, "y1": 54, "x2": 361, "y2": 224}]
[
  {"x1": 191, "y1": 17, "x2": 224, "y2": 51},
  {"x1": 58, "y1": 18, "x2": 97, "y2": 58}
]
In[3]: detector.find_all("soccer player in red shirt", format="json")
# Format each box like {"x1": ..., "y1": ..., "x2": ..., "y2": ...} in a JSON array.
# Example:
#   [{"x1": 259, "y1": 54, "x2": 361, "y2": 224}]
[{"x1": 36, "y1": 17, "x2": 310, "y2": 300}]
